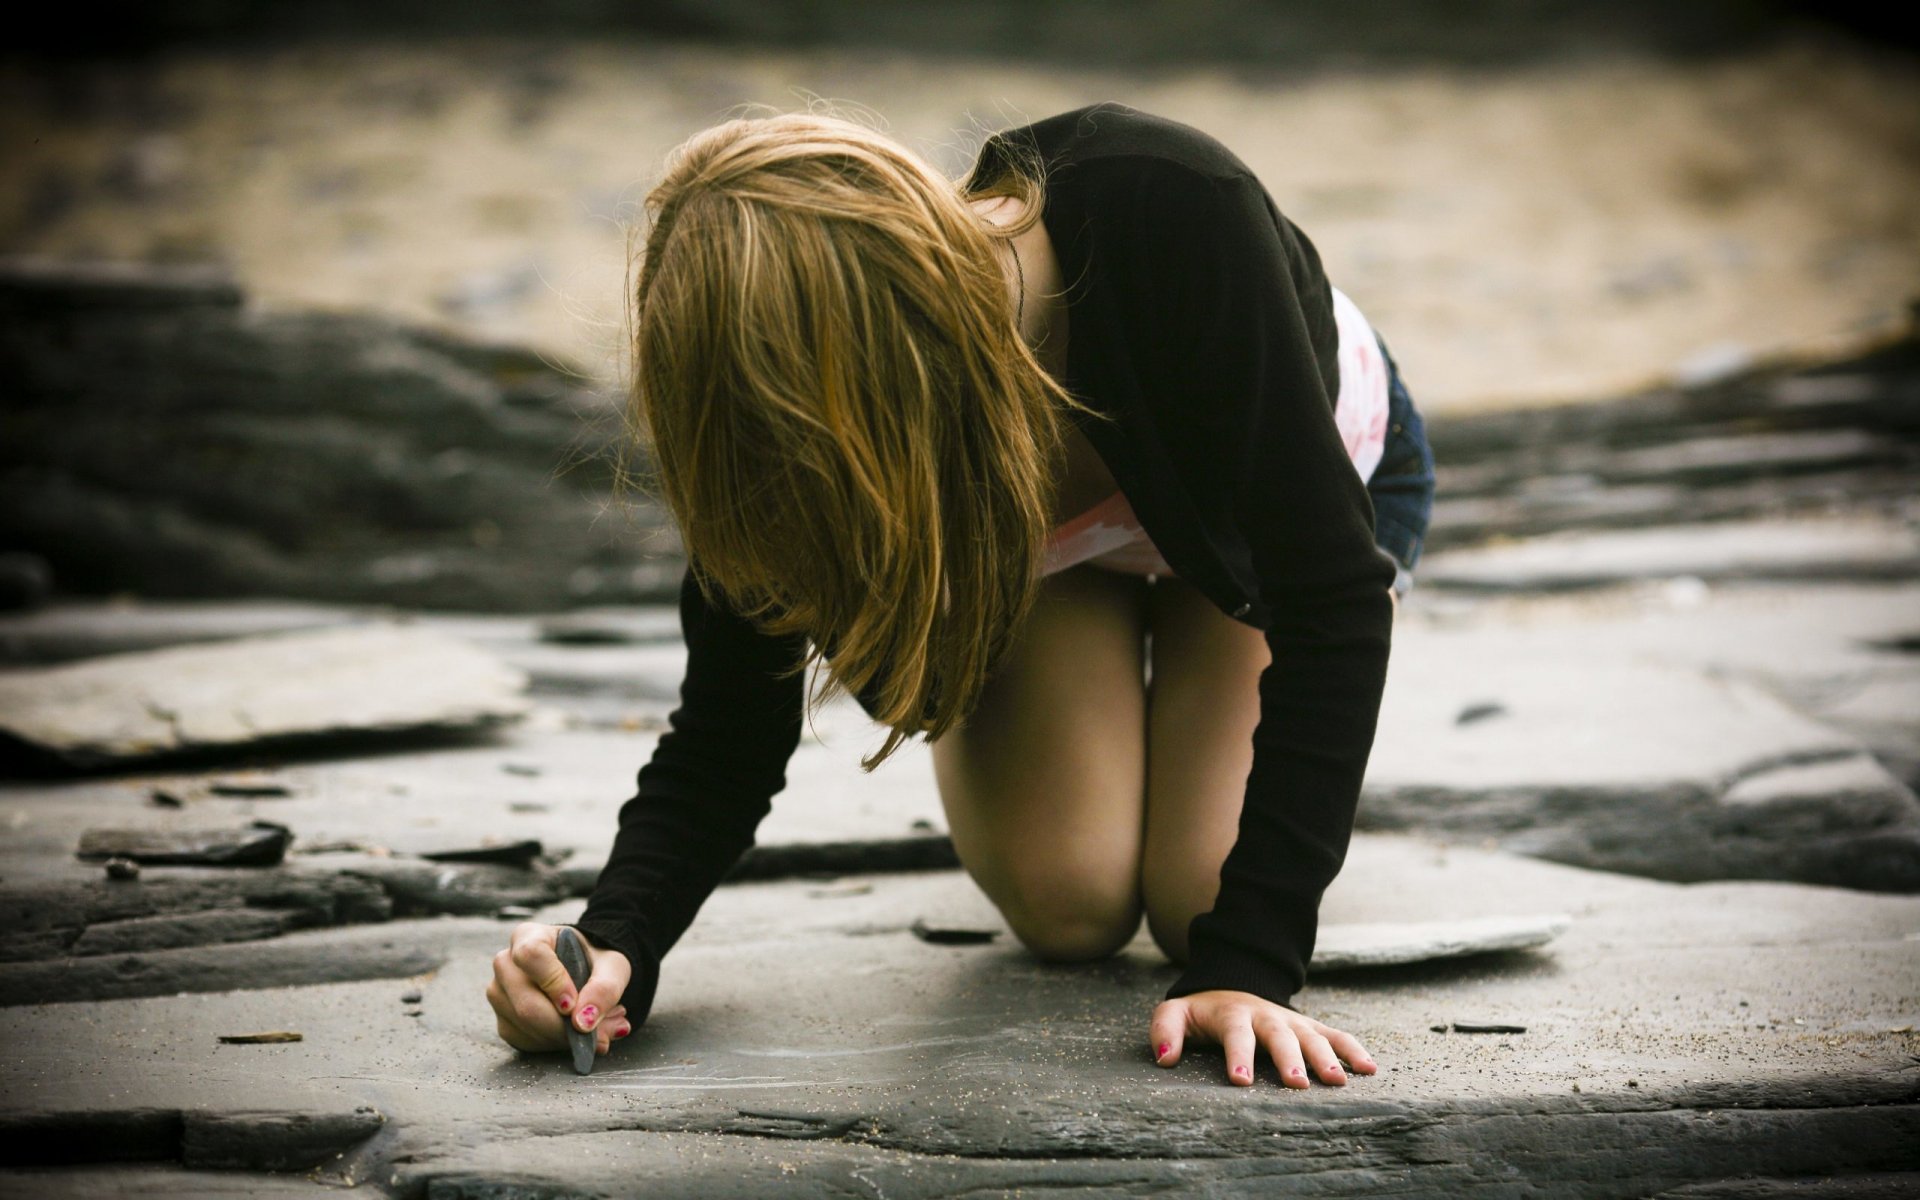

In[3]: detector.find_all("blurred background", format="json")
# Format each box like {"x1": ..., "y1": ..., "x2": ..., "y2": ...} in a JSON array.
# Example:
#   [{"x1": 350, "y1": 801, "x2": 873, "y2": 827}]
[{"x1": 2, "y1": 1, "x2": 1916, "y2": 611}]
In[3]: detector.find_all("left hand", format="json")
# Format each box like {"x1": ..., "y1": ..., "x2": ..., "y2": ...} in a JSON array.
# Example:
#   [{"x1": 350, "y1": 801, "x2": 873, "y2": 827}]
[{"x1": 1150, "y1": 990, "x2": 1378, "y2": 1088}]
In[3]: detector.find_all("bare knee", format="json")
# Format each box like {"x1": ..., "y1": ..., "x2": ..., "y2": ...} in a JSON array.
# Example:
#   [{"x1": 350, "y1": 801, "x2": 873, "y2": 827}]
[
  {"x1": 989, "y1": 860, "x2": 1142, "y2": 963},
  {"x1": 1142, "y1": 861, "x2": 1215, "y2": 966}
]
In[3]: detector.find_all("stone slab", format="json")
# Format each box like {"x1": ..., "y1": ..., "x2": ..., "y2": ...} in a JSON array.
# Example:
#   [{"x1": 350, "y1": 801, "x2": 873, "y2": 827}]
[
  {"x1": 0, "y1": 835, "x2": 1912, "y2": 1196},
  {"x1": 1310, "y1": 912, "x2": 1571, "y2": 970},
  {"x1": 1419, "y1": 516, "x2": 1920, "y2": 591},
  {"x1": 0, "y1": 624, "x2": 530, "y2": 768},
  {"x1": 1363, "y1": 581, "x2": 1920, "y2": 888},
  {"x1": 0, "y1": 599, "x2": 366, "y2": 666}
]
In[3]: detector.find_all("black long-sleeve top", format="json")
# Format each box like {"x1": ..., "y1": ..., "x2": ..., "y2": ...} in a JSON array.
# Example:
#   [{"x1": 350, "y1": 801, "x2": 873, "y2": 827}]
[{"x1": 574, "y1": 101, "x2": 1397, "y2": 1022}]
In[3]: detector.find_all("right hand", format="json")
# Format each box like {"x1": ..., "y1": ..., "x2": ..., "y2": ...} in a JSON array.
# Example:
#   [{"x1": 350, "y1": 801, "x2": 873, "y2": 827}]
[{"x1": 486, "y1": 923, "x2": 634, "y2": 1056}]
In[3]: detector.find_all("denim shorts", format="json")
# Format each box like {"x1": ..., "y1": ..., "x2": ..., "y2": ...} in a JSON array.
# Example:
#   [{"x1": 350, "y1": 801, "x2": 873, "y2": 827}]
[{"x1": 1367, "y1": 334, "x2": 1436, "y2": 598}]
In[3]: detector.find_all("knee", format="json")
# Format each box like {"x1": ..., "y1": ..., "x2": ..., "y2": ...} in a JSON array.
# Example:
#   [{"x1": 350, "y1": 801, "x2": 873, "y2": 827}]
[
  {"x1": 1142, "y1": 862, "x2": 1214, "y2": 966},
  {"x1": 989, "y1": 859, "x2": 1142, "y2": 964}
]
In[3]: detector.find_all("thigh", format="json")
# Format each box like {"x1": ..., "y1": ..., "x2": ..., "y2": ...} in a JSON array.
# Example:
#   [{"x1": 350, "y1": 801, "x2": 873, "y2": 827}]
[
  {"x1": 928, "y1": 564, "x2": 1152, "y2": 959},
  {"x1": 1138, "y1": 574, "x2": 1271, "y2": 963}
]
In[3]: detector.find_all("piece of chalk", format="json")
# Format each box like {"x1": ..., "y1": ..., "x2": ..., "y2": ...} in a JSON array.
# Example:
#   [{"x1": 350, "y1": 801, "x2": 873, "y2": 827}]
[{"x1": 554, "y1": 926, "x2": 596, "y2": 1076}]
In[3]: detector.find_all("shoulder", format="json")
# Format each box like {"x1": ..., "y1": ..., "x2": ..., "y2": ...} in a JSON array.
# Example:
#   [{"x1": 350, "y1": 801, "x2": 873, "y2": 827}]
[{"x1": 973, "y1": 101, "x2": 1258, "y2": 192}]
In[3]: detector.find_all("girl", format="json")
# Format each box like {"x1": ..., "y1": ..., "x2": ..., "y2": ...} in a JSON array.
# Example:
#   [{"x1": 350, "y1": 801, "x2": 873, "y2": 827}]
[{"x1": 486, "y1": 101, "x2": 1436, "y2": 1089}]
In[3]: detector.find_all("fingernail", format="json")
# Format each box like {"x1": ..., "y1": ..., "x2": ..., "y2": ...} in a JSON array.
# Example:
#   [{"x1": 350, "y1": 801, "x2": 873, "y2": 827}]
[
  {"x1": 577, "y1": 1004, "x2": 598, "y2": 1030},
  {"x1": 1233, "y1": 1065, "x2": 1251, "y2": 1081},
  {"x1": 614, "y1": 1023, "x2": 631, "y2": 1040},
  {"x1": 1288, "y1": 1067, "x2": 1307, "y2": 1080},
  {"x1": 1156, "y1": 1042, "x2": 1171, "y2": 1060},
  {"x1": 557, "y1": 994, "x2": 573, "y2": 1014}
]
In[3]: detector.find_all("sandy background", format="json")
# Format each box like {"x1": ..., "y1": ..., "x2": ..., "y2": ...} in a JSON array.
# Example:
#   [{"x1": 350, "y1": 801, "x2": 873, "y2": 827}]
[{"x1": 3, "y1": 31, "x2": 1917, "y2": 412}]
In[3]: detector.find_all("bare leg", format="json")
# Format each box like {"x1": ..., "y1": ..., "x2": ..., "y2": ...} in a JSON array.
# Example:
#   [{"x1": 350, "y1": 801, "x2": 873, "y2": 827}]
[{"x1": 927, "y1": 565, "x2": 1152, "y2": 961}]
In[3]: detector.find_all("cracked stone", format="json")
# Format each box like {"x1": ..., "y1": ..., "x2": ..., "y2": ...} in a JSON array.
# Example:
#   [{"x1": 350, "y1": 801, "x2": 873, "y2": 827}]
[
  {"x1": 0, "y1": 624, "x2": 529, "y2": 769},
  {"x1": 78, "y1": 822, "x2": 293, "y2": 868}
]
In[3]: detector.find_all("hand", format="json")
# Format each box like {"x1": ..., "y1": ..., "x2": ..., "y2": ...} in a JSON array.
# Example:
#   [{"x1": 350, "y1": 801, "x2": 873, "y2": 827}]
[
  {"x1": 1150, "y1": 990, "x2": 1378, "y2": 1088},
  {"x1": 486, "y1": 922, "x2": 634, "y2": 1057}
]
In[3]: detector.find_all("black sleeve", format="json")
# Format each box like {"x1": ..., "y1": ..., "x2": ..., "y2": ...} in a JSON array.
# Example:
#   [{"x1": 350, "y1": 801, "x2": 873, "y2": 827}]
[
  {"x1": 571, "y1": 561, "x2": 809, "y2": 1024},
  {"x1": 1102, "y1": 159, "x2": 1397, "y2": 1008}
]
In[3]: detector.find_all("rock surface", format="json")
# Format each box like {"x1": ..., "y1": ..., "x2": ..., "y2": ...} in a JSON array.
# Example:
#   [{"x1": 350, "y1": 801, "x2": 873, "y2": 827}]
[
  {"x1": 1419, "y1": 515, "x2": 1920, "y2": 592},
  {"x1": 1421, "y1": 335, "x2": 1920, "y2": 553},
  {"x1": 0, "y1": 838, "x2": 1913, "y2": 1196},
  {"x1": 1310, "y1": 912, "x2": 1571, "y2": 970},
  {"x1": 0, "y1": 624, "x2": 529, "y2": 768},
  {"x1": 0, "y1": 261, "x2": 679, "y2": 612}
]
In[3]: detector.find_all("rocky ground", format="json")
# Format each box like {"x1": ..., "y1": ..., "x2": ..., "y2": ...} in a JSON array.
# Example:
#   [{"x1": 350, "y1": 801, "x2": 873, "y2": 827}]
[{"x1": 2, "y1": 455, "x2": 1918, "y2": 1193}]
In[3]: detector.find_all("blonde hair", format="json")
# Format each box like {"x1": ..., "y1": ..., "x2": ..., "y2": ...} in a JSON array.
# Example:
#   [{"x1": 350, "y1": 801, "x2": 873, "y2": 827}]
[{"x1": 624, "y1": 106, "x2": 1110, "y2": 771}]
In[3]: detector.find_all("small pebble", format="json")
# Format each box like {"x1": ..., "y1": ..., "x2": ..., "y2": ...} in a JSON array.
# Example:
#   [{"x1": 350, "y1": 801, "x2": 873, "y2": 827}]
[
  {"x1": 1627, "y1": 1079, "x2": 1640, "y2": 1088},
  {"x1": 400, "y1": 990, "x2": 423, "y2": 1005},
  {"x1": 104, "y1": 857, "x2": 141, "y2": 881},
  {"x1": 208, "y1": 781, "x2": 292, "y2": 798},
  {"x1": 501, "y1": 763, "x2": 543, "y2": 777},
  {"x1": 148, "y1": 789, "x2": 185, "y2": 808},
  {"x1": 403, "y1": 1009, "x2": 424, "y2": 1019},
  {"x1": 910, "y1": 917, "x2": 998, "y2": 945},
  {"x1": 219, "y1": 1031, "x2": 303, "y2": 1044},
  {"x1": 496, "y1": 905, "x2": 536, "y2": 921}
]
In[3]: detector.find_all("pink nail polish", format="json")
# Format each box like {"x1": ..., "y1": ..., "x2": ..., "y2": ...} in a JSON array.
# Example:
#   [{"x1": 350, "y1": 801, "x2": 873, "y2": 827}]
[
  {"x1": 557, "y1": 995, "x2": 573, "y2": 1014},
  {"x1": 1233, "y1": 1065, "x2": 1251, "y2": 1080},
  {"x1": 578, "y1": 1004, "x2": 598, "y2": 1030},
  {"x1": 614, "y1": 1023, "x2": 631, "y2": 1040},
  {"x1": 1156, "y1": 1042, "x2": 1171, "y2": 1059}
]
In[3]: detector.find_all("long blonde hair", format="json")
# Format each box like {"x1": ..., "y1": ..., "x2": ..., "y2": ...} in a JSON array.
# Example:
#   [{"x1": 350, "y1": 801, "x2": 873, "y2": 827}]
[{"x1": 625, "y1": 106, "x2": 1110, "y2": 771}]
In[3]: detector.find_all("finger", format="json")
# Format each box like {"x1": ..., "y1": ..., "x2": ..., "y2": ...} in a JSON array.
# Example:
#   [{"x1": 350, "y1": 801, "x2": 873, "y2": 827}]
[
  {"x1": 1264, "y1": 1020, "x2": 1309, "y2": 1089},
  {"x1": 573, "y1": 938, "x2": 633, "y2": 1035},
  {"x1": 1149, "y1": 1000, "x2": 1188, "y2": 1067},
  {"x1": 1320, "y1": 1024, "x2": 1378, "y2": 1074},
  {"x1": 1297, "y1": 1025, "x2": 1347, "y2": 1086},
  {"x1": 1221, "y1": 1009, "x2": 1258, "y2": 1086},
  {"x1": 490, "y1": 951, "x2": 562, "y2": 1047},
  {"x1": 486, "y1": 980, "x2": 535, "y2": 1051},
  {"x1": 509, "y1": 924, "x2": 578, "y2": 1016},
  {"x1": 594, "y1": 1005, "x2": 630, "y2": 1055}
]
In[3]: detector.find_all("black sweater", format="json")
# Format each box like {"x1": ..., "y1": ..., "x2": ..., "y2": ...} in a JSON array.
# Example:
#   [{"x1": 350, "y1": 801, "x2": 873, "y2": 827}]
[{"x1": 575, "y1": 101, "x2": 1397, "y2": 1021}]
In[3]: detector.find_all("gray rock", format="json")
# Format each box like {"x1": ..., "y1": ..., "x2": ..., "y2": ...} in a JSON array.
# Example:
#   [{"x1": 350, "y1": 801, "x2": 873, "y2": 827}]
[
  {"x1": 0, "y1": 260, "x2": 672, "y2": 612},
  {"x1": 1310, "y1": 913, "x2": 1570, "y2": 971},
  {"x1": 0, "y1": 867, "x2": 391, "y2": 958},
  {"x1": 419, "y1": 840, "x2": 544, "y2": 869},
  {"x1": 77, "y1": 822, "x2": 293, "y2": 868},
  {"x1": 0, "y1": 599, "x2": 361, "y2": 667},
  {"x1": 181, "y1": 1106, "x2": 385, "y2": 1171},
  {"x1": 7, "y1": 838, "x2": 1907, "y2": 1197},
  {"x1": 0, "y1": 1165, "x2": 349, "y2": 1197},
  {"x1": 339, "y1": 856, "x2": 570, "y2": 918},
  {"x1": 0, "y1": 919, "x2": 471, "y2": 1005},
  {"x1": 1420, "y1": 335, "x2": 1920, "y2": 552},
  {"x1": 553, "y1": 927, "x2": 595, "y2": 1076},
  {"x1": 68, "y1": 908, "x2": 298, "y2": 956},
  {"x1": 1364, "y1": 619, "x2": 1920, "y2": 891},
  {"x1": 1419, "y1": 517, "x2": 1920, "y2": 592},
  {"x1": 0, "y1": 624, "x2": 529, "y2": 768}
]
